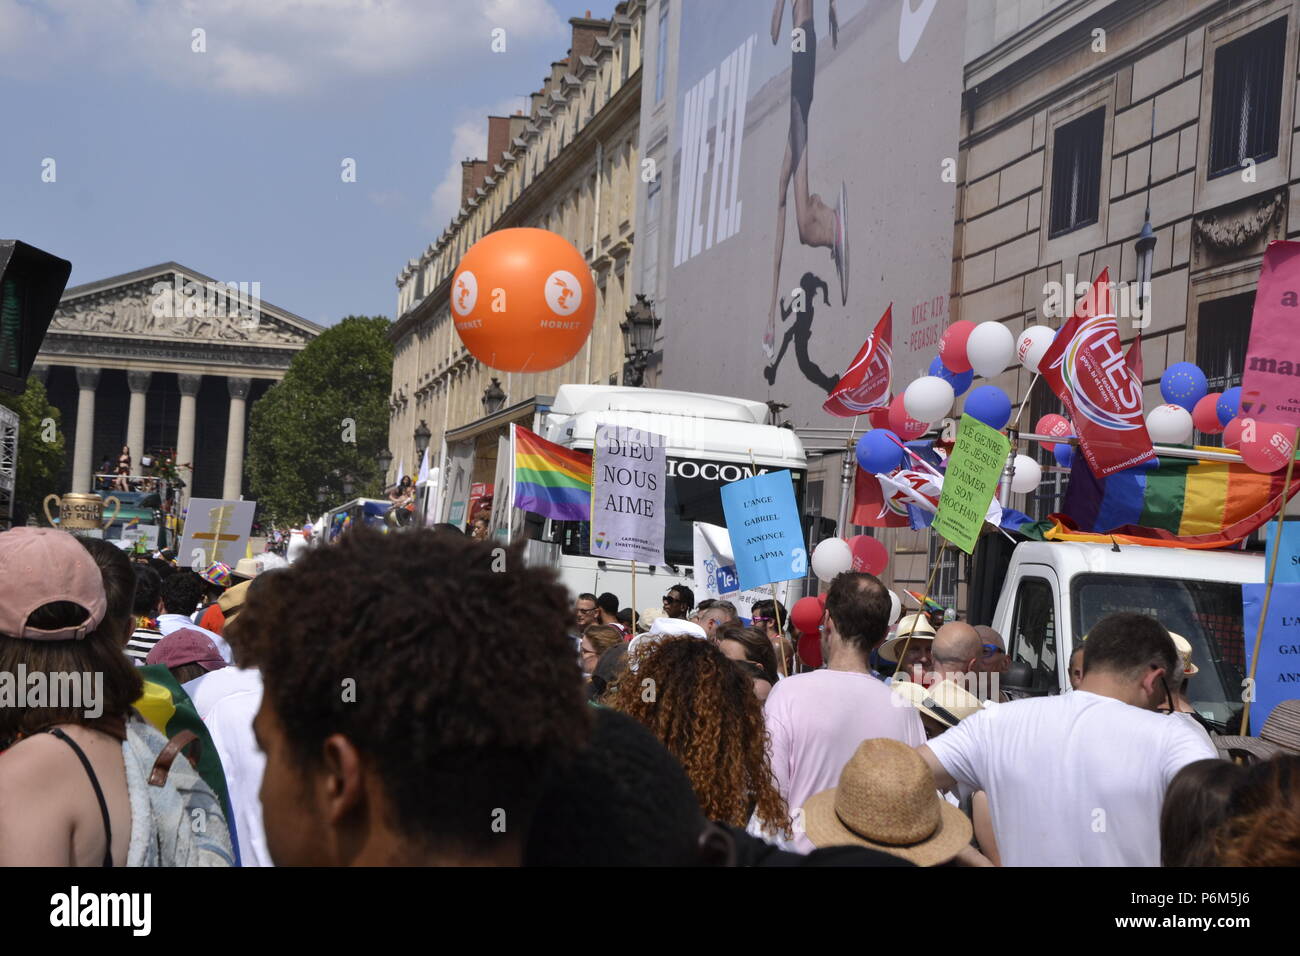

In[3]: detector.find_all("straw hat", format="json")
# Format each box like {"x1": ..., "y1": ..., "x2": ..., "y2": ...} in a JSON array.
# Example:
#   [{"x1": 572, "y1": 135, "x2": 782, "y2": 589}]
[
  {"x1": 1214, "y1": 700, "x2": 1300, "y2": 763},
  {"x1": 1167, "y1": 631, "x2": 1199, "y2": 677},
  {"x1": 877, "y1": 612, "x2": 937, "y2": 663},
  {"x1": 892, "y1": 679, "x2": 984, "y2": 727},
  {"x1": 803, "y1": 739, "x2": 972, "y2": 865}
]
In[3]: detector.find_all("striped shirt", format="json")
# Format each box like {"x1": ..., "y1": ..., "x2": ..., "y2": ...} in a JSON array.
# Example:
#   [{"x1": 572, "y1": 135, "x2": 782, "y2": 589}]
[{"x1": 126, "y1": 627, "x2": 164, "y2": 665}]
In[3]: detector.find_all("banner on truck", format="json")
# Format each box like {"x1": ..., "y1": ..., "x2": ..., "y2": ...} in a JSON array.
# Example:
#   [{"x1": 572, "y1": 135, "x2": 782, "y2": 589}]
[
  {"x1": 693, "y1": 521, "x2": 791, "y2": 622},
  {"x1": 590, "y1": 424, "x2": 667, "y2": 565}
]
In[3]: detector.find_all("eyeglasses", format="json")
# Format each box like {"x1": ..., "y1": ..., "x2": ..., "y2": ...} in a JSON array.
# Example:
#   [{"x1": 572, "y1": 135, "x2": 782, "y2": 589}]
[
  {"x1": 751, "y1": 616, "x2": 772, "y2": 624},
  {"x1": 980, "y1": 644, "x2": 1003, "y2": 658}
]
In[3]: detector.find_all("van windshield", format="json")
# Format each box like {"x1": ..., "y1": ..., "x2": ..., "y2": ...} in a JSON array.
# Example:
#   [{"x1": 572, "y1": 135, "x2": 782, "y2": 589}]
[
  {"x1": 555, "y1": 456, "x2": 805, "y2": 567},
  {"x1": 1070, "y1": 574, "x2": 1245, "y2": 733}
]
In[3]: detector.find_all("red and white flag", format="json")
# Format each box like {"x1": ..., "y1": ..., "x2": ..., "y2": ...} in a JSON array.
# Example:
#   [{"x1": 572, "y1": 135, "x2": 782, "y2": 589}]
[
  {"x1": 824, "y1": 306, "x2": 892, "y2": 417},
  {"x1": 851, "y1": 465, "x2": 910, "y2": 528},
  {"x1": 1040, "y1": 269, "x2": 1155, "y2": 478}
]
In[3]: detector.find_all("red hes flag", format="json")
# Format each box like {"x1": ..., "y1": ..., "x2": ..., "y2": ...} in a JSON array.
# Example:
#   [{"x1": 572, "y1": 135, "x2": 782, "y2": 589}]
[
  {"x1": 1040, "y1": 269, "x2": 1156, "y2": 478},
  {"x1": 824, "y1": 306, "x2": 892, "y2": 417}
]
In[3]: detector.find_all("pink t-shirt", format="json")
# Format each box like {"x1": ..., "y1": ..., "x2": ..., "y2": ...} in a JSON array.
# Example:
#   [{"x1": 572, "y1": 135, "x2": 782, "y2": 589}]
[{"x1": 764, "y1": 669, "x2": 926, "y2": 852}]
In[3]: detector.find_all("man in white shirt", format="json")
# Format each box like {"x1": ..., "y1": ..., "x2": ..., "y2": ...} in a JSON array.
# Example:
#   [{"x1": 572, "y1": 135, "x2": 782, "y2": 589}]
[
  {"x1": 918, "y1": 613, "x2": 1217, "y2": 867},
  {"x1": 158, "y1": 571, "x2": 232, "y2": 663},
  {"x1": 764, "y1": 572, "x2": 925, "y2": 852}
]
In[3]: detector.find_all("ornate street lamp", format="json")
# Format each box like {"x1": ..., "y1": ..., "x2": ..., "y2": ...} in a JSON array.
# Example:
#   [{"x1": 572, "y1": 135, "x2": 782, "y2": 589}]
[
  {"x1": 374, "y1": 447, "x2": 393, "y2": 486},
  {"x1": 620, "y1": 294, "x2": 659, "y2": 387},
  {"x1": 1134, "y1": 107, "x2": 1158, "y2": 320},
  {"x1": 481, "y1": 380, "x2": 506, "y2": 415},
  {"x1": 413, "y1": 420, "x2": 432, "y2": 460}
]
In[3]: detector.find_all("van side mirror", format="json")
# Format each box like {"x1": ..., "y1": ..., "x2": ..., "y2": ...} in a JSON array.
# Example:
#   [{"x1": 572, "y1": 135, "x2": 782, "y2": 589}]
[{"x1": 1002, "y1": 661, "x2": 1038, "y2": 700}]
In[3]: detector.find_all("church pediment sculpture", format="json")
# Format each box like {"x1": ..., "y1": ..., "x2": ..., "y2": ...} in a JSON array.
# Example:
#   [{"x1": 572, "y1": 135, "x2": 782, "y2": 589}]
[{"x1": 51, "y1": 274, "x2": 311, "y2": 346}]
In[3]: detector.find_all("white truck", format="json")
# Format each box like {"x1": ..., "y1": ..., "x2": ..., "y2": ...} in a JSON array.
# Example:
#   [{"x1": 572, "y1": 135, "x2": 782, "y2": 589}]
[
  {"x1": 982, "y1": 539, "x2": 1264, "y2": 735},
  {"x1": 524, "y1": 384, "x2": 808, "y2": 613}
]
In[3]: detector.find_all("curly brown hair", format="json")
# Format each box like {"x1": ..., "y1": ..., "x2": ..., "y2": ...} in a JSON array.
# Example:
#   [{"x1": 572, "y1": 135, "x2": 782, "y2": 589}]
[
  {"x1": 609, "y1": 636, "x2": 789, "y2": 835},
  {"x1": 1216, "y1": 755, "x2": 1300, "y2": 867},
  {"x1": 234, "y1": 527, "x2": 590, "y2": 854}
]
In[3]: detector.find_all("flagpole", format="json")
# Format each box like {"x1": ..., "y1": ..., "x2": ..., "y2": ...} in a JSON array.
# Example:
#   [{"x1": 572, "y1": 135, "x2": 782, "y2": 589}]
[
  {"x1": 893, "y1": 539, "x2": 947, "y2": 683},
  {"x1": 631, "y1": 559, "x2": 637, "y2": 637},
  {"x1": 1011, "y1": 373, "x2": 1040, "y2": 430},
  {"x1": 1239, "y1": 426, "x2": 1300, "y2": 736}
]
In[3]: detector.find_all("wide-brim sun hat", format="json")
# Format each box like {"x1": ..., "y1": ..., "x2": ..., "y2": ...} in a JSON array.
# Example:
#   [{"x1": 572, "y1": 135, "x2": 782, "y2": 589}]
[
  {"x1": 803, "y1": 738, "x2": 972, "y2": 866},
  {"x1": 878, "y1": 612, "x2": 937, "y2": 663},
  {"x1": 1214, "y1": 699, "x2": 1300, "y2": 763},
  {"x1": 891, "y1": 678, "x2": 985, "y2": 727}
]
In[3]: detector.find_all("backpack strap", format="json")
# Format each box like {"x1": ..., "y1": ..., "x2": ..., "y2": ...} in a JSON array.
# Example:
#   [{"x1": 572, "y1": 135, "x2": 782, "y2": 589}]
[{"x1": 148, "y1": 730, "x2": 202, "y2": 786}]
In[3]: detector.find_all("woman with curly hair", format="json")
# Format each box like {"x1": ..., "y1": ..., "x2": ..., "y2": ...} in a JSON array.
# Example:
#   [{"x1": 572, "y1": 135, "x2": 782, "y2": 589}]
[{"x1": 609, "y1": 636, "x2": 790, "y2": 836}]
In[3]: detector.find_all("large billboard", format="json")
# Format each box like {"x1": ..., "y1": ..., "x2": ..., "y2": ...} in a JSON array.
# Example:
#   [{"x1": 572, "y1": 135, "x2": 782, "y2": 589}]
[{"x1": 664, "y1": 0, "x2": 965, "y2": 426}]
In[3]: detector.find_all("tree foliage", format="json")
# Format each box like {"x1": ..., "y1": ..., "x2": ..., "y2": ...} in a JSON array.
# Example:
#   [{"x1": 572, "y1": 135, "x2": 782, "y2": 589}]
[
  {"x1": 246, "y1": 315, "x2": 393, "y2": 524},
  {"x1": 0, "y1": 376, "x2": 66, "y2": 524}
]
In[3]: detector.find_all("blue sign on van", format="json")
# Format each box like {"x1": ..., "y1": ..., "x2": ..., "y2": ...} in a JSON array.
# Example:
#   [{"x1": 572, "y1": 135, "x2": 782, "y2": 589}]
[{"x1": 720, "y1": 470, "x2": 807, "y2": 591}]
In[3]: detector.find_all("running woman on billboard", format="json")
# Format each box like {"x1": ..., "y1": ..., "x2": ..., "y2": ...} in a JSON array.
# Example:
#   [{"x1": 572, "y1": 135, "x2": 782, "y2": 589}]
[{"x1": 764, "y1": 0, "x2": 848, "y2": 360}]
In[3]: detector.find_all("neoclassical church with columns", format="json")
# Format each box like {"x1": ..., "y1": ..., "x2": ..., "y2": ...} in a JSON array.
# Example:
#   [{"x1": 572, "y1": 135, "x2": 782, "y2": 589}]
[{"x1": 36, "y1": 263, "x2": 321, "y2": 502}]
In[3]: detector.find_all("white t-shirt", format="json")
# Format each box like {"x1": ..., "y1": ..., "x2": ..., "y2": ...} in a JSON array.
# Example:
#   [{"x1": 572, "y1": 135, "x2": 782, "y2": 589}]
[
  {"x1": 764, "y1": 668, "x2": 926, "y2": 852},
  {"x1": 186, "y1": 666, "x2": 272, "y2": 867},
  {"x1": 926, "y1": 690, "x2": 1217, "y2": 867}
]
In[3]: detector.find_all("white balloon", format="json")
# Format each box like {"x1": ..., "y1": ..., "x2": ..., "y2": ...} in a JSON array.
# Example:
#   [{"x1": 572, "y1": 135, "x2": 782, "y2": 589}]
[
  {"x1": 1009, "y1": 454, "x2": 1042, "y2": 493},
  {"x1": 903, "y1": 376, "x2": 955, "y2": 424},
  {"x1": 811, "y1": 537, "x2": 853, "y2": 584},
  {"x1": 888, "y1": 589, "x2": 902, "y2": 626},
  {"x1": 967, "y1": 321, "x2": 1016, "y2": 378},
  {"x1": 1016, "y1": 325, "x2": 1056, "y2": 374},
  {"x1": 1147, "y1": 404, "x2": 1194, "y2": 444}
]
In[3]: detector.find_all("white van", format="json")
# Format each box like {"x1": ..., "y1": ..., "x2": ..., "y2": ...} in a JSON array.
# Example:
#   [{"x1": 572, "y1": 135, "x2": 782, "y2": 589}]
[
  {"x1": 987, "y1": 540, "x2": 1264, "y2": 734},
  {"x1": 524, "y1": 385, "x2": 808, "y2": 614}
]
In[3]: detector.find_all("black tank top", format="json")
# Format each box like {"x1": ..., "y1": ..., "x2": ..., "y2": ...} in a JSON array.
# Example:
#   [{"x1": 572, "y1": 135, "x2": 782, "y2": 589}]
[{"x1": 48, "y1": 728, "x2": 114, "y2": 867}]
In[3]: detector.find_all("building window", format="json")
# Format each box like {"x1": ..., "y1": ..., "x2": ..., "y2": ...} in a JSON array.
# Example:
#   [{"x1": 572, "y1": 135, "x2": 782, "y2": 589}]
[
  {"x1": 929, "y1": 534, "x2": 958, "y2": 611},
  {"x1": 1207, "y1": 18, "x2": 1287, "y2": 178},
  {"x1": 655, "y1": 3, "x2": 669, "y2": 104},
  {"x1": 1048, "y1": 108, "x2": 1104, "y2": 237},
  {"x1": 641, "y1": 171, "x2": 661, "y2": 295},
  {"x1": 1195, "y1": 292, "x2": 1254, "y2": 446}
]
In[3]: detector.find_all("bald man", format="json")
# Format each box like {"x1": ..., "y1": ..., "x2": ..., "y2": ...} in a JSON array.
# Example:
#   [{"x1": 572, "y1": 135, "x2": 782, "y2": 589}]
[
  {"x1": 931, "y1": 622, "x2": 982, "y2": 683},
  {"x1": 973, "y1": 625, "x2": 1009, "y2": 674}
]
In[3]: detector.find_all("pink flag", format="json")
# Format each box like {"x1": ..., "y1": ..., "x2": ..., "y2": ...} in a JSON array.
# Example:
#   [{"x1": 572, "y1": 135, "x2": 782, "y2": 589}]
[
  {"x1": 1242, "y1": 240, "x2": 1300, "y2": 429},
  {"x1": 1040, "y1": 269, "x2": 1156, "y2": 478},
  {"x1": 824, "y1": 306, "x2": 892, "y2": 417}
]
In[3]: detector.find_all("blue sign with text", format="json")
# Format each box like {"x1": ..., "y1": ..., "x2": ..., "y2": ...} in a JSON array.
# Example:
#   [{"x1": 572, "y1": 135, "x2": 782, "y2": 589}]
[
  {"x1": 1243, "y1": 582, "x2": 1300, "y2": 734},
  {"x1": 720, "y1": 470, "x2": 807, "y2": 591}
]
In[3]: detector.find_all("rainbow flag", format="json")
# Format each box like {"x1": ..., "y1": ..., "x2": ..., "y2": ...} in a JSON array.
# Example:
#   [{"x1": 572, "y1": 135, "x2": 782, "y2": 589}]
[
  {"x1": 513, "y1": 425, "x2": 592, "y2": 521},
  {"x1": 1025, "y1": 448, "x2": 1300, "y2": 549}
]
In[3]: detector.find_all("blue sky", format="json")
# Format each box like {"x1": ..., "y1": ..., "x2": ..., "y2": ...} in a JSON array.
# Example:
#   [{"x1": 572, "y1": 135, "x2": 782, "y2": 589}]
[{"x1": 0, "y1": 0, "x2": 611, "y2": 327}]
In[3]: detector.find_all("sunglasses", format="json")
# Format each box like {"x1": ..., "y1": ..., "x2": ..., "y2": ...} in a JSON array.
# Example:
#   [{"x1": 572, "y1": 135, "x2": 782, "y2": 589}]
[
  {"x1": 663, "y1": 595, "x2": 682, "y2": 603},
  {"x1": 980, "y1": 644, "x2": 1002, "y2": 657},
  {"x1": 751, "y1": 615, "x2": 771, "y2": 624}
]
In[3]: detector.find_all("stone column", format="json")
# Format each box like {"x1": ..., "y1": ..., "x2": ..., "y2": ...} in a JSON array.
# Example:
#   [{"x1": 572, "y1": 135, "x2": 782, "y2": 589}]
[
  {"x1": 126, "y1": 370, "x2": 152, "y2": 464},
  {"x1": 176, "y1": 374, "x2": 201, "y2": 504},
  {"x1": 71, "y1": 366, "x2": 100, "y2": 493},
  {"x1": 223, "y1": 376, "x2": 251, "y2": 500}
]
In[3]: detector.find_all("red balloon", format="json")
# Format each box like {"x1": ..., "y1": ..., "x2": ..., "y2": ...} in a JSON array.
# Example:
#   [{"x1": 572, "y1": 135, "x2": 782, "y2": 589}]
[
  {"x1": 816, "y1": 592, "x2": 827, "y2": 609},
  {"x1": 1034, "y1": 413, "x2": 1073, "y2": 452},
  {"x1": 848, "y1": 534, "x2": 889, "y2": 575},
  {"x1": 452, "y1": 227, "x2": 596, "y2": 372},
  {"x1": 1193, "y1": 393, "x2": 1225, "y2": 435},
  {"x1": 866, "y1": 407, "x2": 892, "y2": 431},
  {"x1": 888, "y1": 394, "x2": 927, "y2": 440},
  {"x1": 790, "y1": 597, "x2": 823, "y2": 637},
  {"x1": 940, "y1": 320, "x2": 976, "y2": 373},
  {"x1": 1223, "y1": 417, "x2": 1244, "y2": 449},
  {"x1": 798, "y1": 632, "x2": 823, "y2": 669},
  {"x1": 1240, "y1": 419, "x2": 1296, "y2": 473}
]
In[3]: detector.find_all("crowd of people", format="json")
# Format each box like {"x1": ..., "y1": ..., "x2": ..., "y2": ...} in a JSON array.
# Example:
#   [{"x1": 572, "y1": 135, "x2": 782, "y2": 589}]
[{"x1": 0, "y1": 523, "x2": 1296, "y2": 867}]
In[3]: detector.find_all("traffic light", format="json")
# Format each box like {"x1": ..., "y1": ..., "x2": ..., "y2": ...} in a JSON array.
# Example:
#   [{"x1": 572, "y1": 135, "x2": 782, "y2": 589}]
[{"x1": 0, "y1": 240, "x2": 72, "y2": 395}]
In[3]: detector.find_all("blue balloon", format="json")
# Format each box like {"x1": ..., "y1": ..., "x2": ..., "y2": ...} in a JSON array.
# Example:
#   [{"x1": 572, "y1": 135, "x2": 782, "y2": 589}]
[
  {"x1": 1054, "y1": 443, "x2": 1073, "y2": 468},
  {"x1": 1217, "y1": 386, "x2": 1242, "y2": 426},
  {"x1": 929, "y1": 356, "x2": 974, "y2": 397},
  {"x1": 963, "y1": 385, "x2": 1012, "y2": 430},
  {"x1": 1160, "y1": 362, "x2": 1207, "y2": 412},
  {"x1": 856, "y1": 429, "x2": 904, "y2": 475}
]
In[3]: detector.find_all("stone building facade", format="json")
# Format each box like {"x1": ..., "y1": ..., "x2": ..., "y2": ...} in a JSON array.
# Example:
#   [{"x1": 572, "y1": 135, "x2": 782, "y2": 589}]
[
  {"x1": 387, "y1": 3, "x2": 643, "y2": 486},
  {"x1": 38, "y1": 262, "x2": 320, "y2": 501}
]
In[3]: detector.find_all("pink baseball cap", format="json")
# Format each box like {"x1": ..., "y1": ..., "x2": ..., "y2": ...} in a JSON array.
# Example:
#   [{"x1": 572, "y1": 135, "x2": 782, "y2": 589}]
[
  {"x1": 146, "y1": 628, "x2": 226, "y2": 672},
  {"x1": 0, "y1": 527, "x2": 107, "y2": 640}
]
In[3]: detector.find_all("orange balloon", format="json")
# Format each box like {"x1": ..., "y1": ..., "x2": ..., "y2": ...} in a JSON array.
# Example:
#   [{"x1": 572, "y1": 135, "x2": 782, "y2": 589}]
[{"x1": 451, "y1": 228, "x2": 596, "y2": 372}]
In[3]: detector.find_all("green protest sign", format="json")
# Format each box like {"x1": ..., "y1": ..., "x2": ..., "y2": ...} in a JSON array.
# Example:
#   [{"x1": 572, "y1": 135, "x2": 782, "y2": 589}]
[{"x1": 934, "y1": 414, "x2": 1010, "y2": 554}]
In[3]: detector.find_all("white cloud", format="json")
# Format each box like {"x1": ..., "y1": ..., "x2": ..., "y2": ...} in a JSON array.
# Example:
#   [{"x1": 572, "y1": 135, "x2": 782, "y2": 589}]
[
  {"x1": 427, "y1": 95, "x2": 526, "y2": 229},
  {"x1": 0, "y1": 0, "x2": 567, "y2": 95}
]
